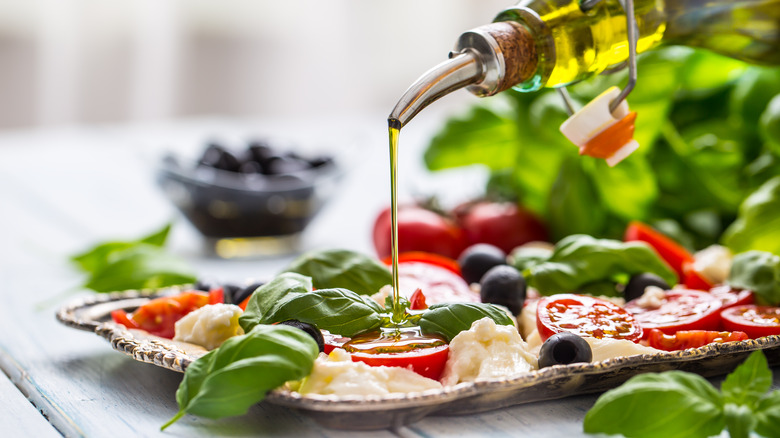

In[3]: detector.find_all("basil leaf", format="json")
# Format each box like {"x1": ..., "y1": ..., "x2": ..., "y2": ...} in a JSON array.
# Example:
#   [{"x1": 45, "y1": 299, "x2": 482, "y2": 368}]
[
  {"x1": 755, "y1": 390, "x2": 780, "y2": 438},
  {"x1": 546, "y1": 157, "x2": 606, "y2": 240},
  {"x1": 161, "y1": 324, "x2": 318, "y2": 430},
  {"x1": 239, "y1": 273, "x2": 313, "y2": 333},
  {"x1": 508, "y1": 245, "x2": 552, "y2": 272},
  {"x1": 724, "y1": 403, "x2": 756, "y2": 438},
  {"x1": 722, "y1": 176, "x2": 780, "y2": 256},
  {"x1": 263, "y1": 288, "x2": 384, "y2": 337},
  {"x1": 71, "y1": 223, "x2": 172, "y2": 272},
  {"x1": 526, "y1": 234, "x2": 677, "y2": 295},
  {"x1": 82, "y1": 244, "x2": 196, "y2": 292},
  {"x1": 728, "y1": 250, "x2": 780, "y2": 306},
  {"x1": 281, "y1": 249, "x2": 392, "y2": 294},
  {"x1": 419, "y1": 303, "x2": 513, "y2": 342},
  {"x1": 583, "y1": 371, "x2": 724, "y2": 438},
  {"x1": 721, "y1": 350, "x2": 773, "y2": 407}
]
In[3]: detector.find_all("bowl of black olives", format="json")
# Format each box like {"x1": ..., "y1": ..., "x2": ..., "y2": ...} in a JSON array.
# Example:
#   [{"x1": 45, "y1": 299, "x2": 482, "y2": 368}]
[{"x1": 157, "y1": 139, "x2": 341, "y2": 256}]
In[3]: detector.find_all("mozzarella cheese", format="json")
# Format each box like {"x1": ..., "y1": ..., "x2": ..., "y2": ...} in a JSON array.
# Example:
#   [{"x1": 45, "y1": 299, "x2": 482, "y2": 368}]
[
  {"x1": 440, "y1": 317, "x2": 537, "y2": 386},
  {"x1": 297, "y1": 348, "x2": 442, "y2": 396},
  {"x1": 173, "y1": 303, "x2": 244, "y2": 350}
]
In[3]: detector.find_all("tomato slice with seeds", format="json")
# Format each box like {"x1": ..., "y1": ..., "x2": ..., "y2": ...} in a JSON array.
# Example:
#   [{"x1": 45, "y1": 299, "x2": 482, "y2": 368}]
[
  {"x1": 709, "y1": 285, "x2": 754, "y2": 309},
  {"x1": 536, "y1": 294, "x2": 642, "y2": 342},
  {"x1": 721, "y1": 305, "x2": 780, "y2": 339},
  {"x1": 394, "y1": 260, "x2": 478, "y2": 305},
  {"x1": 343, "y1": 329, "x2": 449, "y2": 380},
  {"x1": 646, "y1": 329, "x2": 748, "y2": 351},
  {"x1": 113, "y1": 291, "x2": 210, "y2": 339},
  {"x1": 624, "y1": 289, "x2": 722, "y2": 337}
]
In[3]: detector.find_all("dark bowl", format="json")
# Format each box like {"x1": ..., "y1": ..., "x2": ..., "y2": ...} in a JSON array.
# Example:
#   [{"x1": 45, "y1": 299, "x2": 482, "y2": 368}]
[{"x1": 156, "y1": 152, "x2": 341, "y2": 242}]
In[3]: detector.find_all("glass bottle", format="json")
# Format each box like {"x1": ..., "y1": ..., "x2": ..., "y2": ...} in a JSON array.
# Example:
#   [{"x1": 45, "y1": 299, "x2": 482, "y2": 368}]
[{"x1": 389, "y1": 0, "x2": 780, "y2": 128}]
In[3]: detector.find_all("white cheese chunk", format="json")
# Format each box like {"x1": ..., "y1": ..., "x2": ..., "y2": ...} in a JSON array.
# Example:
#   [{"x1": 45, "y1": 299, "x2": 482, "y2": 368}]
[
  {"x1": 441, "y1": 317, "x2": 537, "y2": 386},
  {"x1": 298, "y1": 348, "x2": 442, "y2": 396},
  {"x1": 173, "y1": 303, "x2": 244, "y2": 350}
]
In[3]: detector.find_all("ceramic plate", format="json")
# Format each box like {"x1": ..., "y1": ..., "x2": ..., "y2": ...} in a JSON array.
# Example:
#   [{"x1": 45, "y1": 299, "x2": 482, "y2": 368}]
[{"x1": 57, "y1": 288, "x2": 780, "y2": 430}]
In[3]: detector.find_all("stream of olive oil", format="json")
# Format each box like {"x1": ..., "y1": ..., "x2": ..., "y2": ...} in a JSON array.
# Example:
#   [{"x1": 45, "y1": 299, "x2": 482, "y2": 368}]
[{"x1": 388, "y1": 124, "x2": 402, "y2": 323}]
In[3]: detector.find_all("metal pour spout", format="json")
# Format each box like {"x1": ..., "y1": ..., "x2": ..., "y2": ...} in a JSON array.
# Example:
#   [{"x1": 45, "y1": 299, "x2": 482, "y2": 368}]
[
  {"x1": 388, "y1": 21, "x2": 538, "y2": 129},
  {"x1": 388, "y1": 51, "x2": 483, "y2": 129}
]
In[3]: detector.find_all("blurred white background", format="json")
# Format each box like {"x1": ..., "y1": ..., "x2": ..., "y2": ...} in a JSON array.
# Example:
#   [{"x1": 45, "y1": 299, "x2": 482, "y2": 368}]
[{"x1": 0, "y1": 0, "x2": 513, "y2": 130}]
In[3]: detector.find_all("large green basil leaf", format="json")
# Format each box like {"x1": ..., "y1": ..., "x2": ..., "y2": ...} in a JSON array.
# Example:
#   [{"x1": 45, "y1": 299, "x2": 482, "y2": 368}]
[
  {"x1": 526, "y1": 234, "x2": 677, "y2": 295},
  {"x1": 583, "y1": 371, "x2": 724, "y2": 438},
  {"x1": 722, "y1": 177, "x2": 780, "y2": 255},
  {"x1": 71, "y1": 223, "x2": 171, "y2": 273},
  {"x1": 418, "y1": 303, "x2": 514, "y2": 342},
  {"x1": 547, "y1": 157, "x2": 606, "y2": 241},
  {"x1": 721, "y1": 350, "x2": 773, "y2": 408},
  {"x1": 281, "y1": 249, "x2": 392, "y2": 294},
  {"x1": 727, "y1": 251, "x2": 780, "y2": 306},
  {"x1": 262, "y1": 288, "x2": 384, "y2": 337},
  {"x1": 82, "y1": 244, "x2": 195, "y2": 292},
  {"x1": 239, "y1": 273, "x2": 313, "y2": 333},
  {"x1": 161, "y1": 325, "x2": 318, "y2": 430},
  {"x1": 424, "y1": 102, "x2": 520, "y2": 171},
  {"x1": 754, "y1": 390, "x2": 780, "y2": 438}
]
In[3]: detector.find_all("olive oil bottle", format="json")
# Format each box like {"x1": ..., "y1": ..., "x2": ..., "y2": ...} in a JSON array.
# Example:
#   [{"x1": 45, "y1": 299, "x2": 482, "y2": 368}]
[{"x1": 389, "y1": 0, "x2": 780, "y2": 127}]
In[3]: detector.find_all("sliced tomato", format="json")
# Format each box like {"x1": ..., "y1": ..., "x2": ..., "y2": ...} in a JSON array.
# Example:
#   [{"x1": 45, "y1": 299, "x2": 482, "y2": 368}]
[
  {"x1": 111, "y1": 309, "x2": 140, "y2": 330},
  {"x1": 208, "y1": 287, "x2": 225, "y2": 305},
  {"x1": 624, "y1": 221, "x2": 692, "y2": 281},
  {"x1": 646, "y1": 329, "x2": 749, "y2": 351},
  {"x1": 721, "y1": 305, "x2": 780, "y2": 339},
  {"x1": 409, "y1": 288, "x2": 428, "y2": 310},
  {"x1": 322, "y1": 331, "x2": 351, "y2": 355},
  {"x1": 536, "y1": 294, "x2": 643, "y2": 342},
  {"x1": 624, "y1": 289, "x2": 722, "y2": 337},
  {"x1": 383, "y1": 251, "x2": 462, "y2": 276},
  {"x1": 342, "y1": 330, "x2": 449, "y2": 380},
  {"x1": 709, "y1": 285, "x2": 754, "y2": 309},
  {"x1": 124, "y1": 291, "x2": 210, "y2": 339},
  {"x1": 395, "y1": 260, "x2": 478, "y2": 305}
]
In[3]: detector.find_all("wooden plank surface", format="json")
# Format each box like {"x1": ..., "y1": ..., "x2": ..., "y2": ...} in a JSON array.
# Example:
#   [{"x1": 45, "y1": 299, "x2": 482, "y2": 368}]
[
  {"x1": 0, "y1": 362, "x2": 61, "y2": 438},
  {"x1": 1, "y1": 116, "x2": 778, "y2": 438}
]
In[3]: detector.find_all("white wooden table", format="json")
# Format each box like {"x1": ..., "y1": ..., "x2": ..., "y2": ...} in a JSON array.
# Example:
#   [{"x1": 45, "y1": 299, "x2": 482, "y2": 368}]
[{"x1": 1, "y1": 114, "x2": 777, "y2": 437}]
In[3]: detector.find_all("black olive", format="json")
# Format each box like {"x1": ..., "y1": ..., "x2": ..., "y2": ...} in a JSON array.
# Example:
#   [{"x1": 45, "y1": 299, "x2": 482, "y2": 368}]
[
  {"x1": 479, "y1": 265, "x2": 525, "y2": 315},
  {"x1": 538, "y1": 332, "x2": 593, "y2": 368},
  {"x1": 308, "y1": 156, "x2": 334, "y2": 168},
  {"x1": 459, "y1": 243, "x2": 507, "y2": 284},
  {"x1": 198, "y1": 143, "x2": 241, "y2": 172},
  {"x1": 239, "y1": 161, "x2": 263, "y2": 174},
  {"x1": 227, "y1": 282, "x2": 263, "y2": 306},
  {"x1": 279, "y1": 320, "x2": 325, "y2": 353},
  {"x1": 264, "y1": 155, "x2": 311, "y2": 175},
  {"x1": 624, "y1": 273, "x2": 671, "y2": 302},
  {"x1": 192, "y1": 278, "x2": 218, "y2": 293},
  {"x1": 247, "y1": 141, "x2": 273, "y2": 163}
]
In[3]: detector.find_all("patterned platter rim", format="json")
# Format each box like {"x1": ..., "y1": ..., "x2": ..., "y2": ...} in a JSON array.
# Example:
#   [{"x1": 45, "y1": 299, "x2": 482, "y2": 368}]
[{"x1": 56, "y1": 287, "x2": 780, "y2": 430}]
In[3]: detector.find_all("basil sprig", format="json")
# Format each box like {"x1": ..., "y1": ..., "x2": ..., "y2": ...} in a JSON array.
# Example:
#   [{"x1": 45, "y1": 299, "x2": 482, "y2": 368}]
[
  {"x1": 281, "y1": 248, "x2": 393, "y2": 294},
  {"x1": 70, "y1": 223, "x2": 197, "y2": 292},
  {"x1": 512, "y1": 234, "x2": 677, "y2": 296},
  {"x1": 728, "y1": 250, "x2": 780, "y2": 306},
  {"x1": 239, "y1": 272, "x2": 512, "y2": 340},
  {"x1": 161, "y1": 324, "x2": 318, "y2": 431},
  {"x1": 584, "y1": 351, "x2": 779, "y2": 438}
]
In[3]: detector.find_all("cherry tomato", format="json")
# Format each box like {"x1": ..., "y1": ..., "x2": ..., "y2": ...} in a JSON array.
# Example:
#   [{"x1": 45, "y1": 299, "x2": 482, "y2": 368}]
[
  {"x1": 395, "y1": 260, "x2": 478, "y2": 304},
  {"x1": 624, "y1": 289, "x2": 723, "y2": 337},
  {"x1": 682, "y1": 265, "x2": 714, "y2": 291},
  {"x1": 409, "y1": 288, "x2": 428, "y2": 310},
  {"x1": 118, "y1": 291, "x2": 210, "y2": 339},
  {"x1": 342, "y1": 330, "x2": 449, "y2": 380},
  {"x1": 111, "y1": 309, "x2": 140, "y2": 330},
  {"x1": 372, "y1": 205, "x2": 467, "y2": 260},
  {"x1": 646, "y1": 329, "x2": 749, "y2": 351},
  {"x1": 536, "y1": 294, "x2": 643, "y2": 342},
  {"x1": 208, "y1": 287, "x2": 224, "y2": 305},
  {"x1": 454, "y1": 201, "x2": 548, "y2": 254},
  {"x1": 624, "y1": 221, "x2": 692, "y2": 281},
  {"x1": 721, "y1": 305, "x2": 780, "y2": 339},
  {"x1": 382, "y1": 251, "x2": 462, "y2": 276}
]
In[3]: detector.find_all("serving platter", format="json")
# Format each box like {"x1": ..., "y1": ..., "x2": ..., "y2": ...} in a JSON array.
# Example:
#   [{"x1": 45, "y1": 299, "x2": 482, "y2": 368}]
[{"x1": 57, "y1": 288, "x2": 780, "y2": 430}]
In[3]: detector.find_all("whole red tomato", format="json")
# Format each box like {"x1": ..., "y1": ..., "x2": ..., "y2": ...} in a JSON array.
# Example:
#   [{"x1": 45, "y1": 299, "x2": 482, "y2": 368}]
[
  {"x1": 372, "y1": 205, "x2": 467, "y2": 260},
  {"x1": 454, "y1": 201, "x2": 548, "y2": 254}
]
